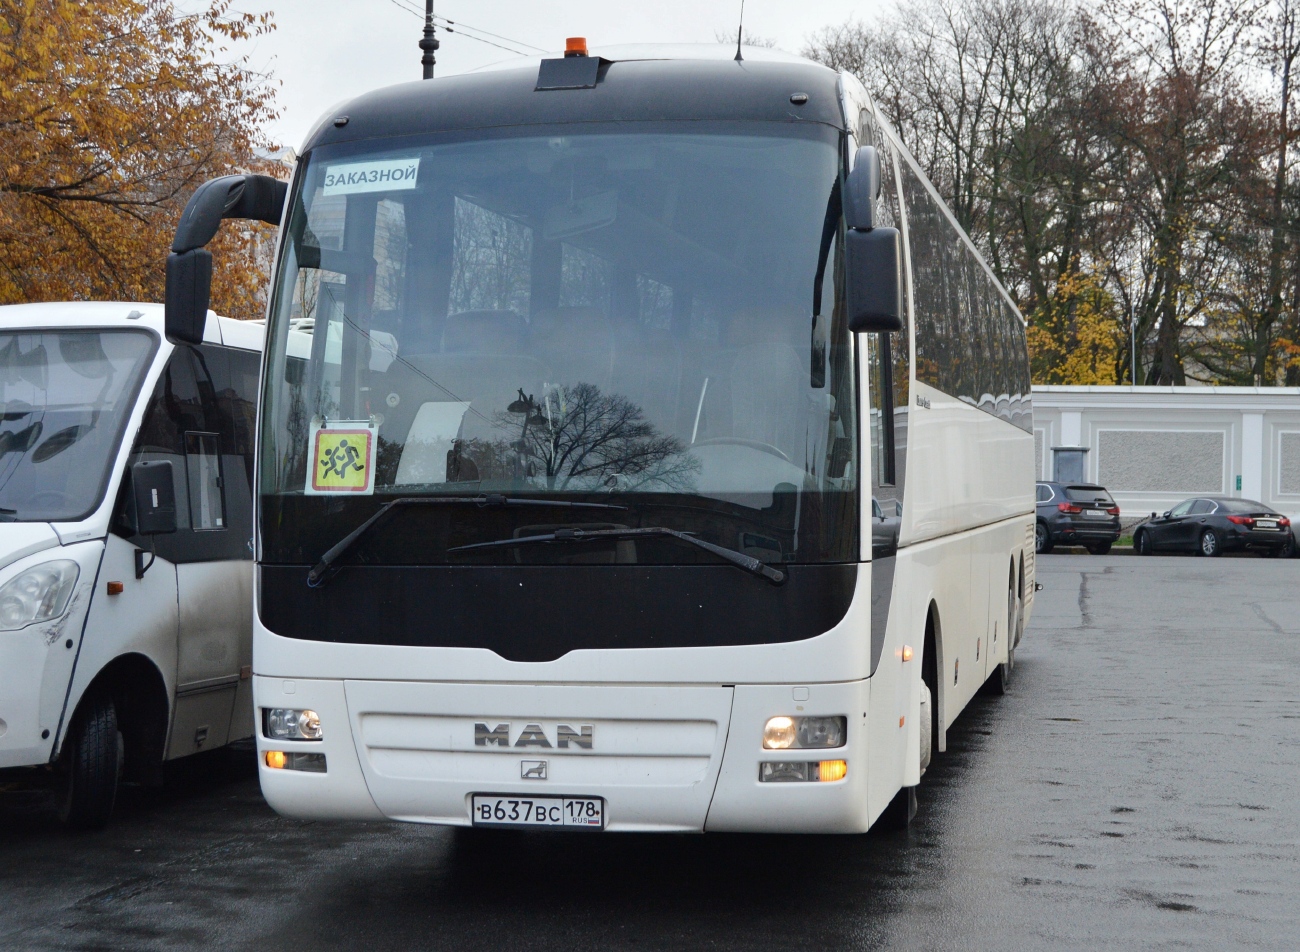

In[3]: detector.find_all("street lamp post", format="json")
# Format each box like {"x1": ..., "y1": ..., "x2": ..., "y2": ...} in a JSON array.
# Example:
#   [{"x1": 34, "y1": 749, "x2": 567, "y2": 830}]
[
  {"x1": 420, "y1": 0, "x2": 439, "y2": 80},
  {"x1": 1130, "y1": 297, "x2": 1137, "y2": 386}
]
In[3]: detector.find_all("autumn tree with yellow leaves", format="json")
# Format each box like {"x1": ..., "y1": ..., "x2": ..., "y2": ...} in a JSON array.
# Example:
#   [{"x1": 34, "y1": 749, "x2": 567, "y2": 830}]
[{"x1": 0, "y1": 0, "x2": 278, "y2": 318}]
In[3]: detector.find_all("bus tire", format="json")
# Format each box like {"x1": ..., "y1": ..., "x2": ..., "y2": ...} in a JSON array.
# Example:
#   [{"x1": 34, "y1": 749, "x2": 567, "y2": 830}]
[
  {"x1": 984, "y1": 571, "x2": 1019, "y2": 696},
  {"x1": 879, "y1": 784, "x2": 917, "y2": 831},
  {"x1": 58, "y1": 691, "x2": 124, "y2": 830}
]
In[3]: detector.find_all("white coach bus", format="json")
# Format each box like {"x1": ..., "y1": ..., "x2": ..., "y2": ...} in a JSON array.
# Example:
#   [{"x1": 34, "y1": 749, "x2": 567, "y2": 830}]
[
  {"x1": 168, "y1": 43, "x2": 1034, "y2": 833},
  {"x1": 0, "y1": 302, "x2": 264, "y2": 827}
]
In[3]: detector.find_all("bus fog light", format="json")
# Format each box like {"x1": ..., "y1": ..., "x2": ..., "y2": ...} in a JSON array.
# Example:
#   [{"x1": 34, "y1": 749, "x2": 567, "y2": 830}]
[
  {"x1": 264, "y1": 708, "x2": 323, "y2": 740},
  {"x1": 265, "y1": 751, "x2": 326, "y2": 772},
  {"x1": 763, "y1": 716, "x2": 796, "y2": 749},
  {"x1": 760, "y1": 761, "x2": 811, "y2": 782},
  {"x1": 763, "y1": 715, "x2": 847, "y2": 749}
]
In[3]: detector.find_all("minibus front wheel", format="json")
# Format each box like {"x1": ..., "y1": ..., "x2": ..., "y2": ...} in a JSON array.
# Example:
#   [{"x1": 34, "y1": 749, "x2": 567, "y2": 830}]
[{"x1": 58, "y1": 690, "x2": 124, "y2": 830}]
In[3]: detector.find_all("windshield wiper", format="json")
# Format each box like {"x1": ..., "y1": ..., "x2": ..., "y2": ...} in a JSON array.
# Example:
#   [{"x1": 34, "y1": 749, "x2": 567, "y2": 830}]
[
  {"x1": 306, "y1": 494, "x2": 627, "y2": 587},
  {"x1": 447, "y1": 526, "x2": 786, "y2": 586}
]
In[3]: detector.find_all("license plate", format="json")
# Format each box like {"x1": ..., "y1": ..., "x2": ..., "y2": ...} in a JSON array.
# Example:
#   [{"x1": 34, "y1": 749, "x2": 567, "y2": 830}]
[
  {"x1": 471, "y1": 794, "x2": 605, "y2": 829},
  {"x1": 1084, "y1": 509, "x2": 1110, "y2": 518},
  {"x1": 1257, "y1": 520, "x2": 1278, "y2": 529}
]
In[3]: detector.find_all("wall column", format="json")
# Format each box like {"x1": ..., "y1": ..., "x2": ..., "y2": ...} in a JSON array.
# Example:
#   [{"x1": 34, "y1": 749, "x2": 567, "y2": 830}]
[{"x1": 1241, "y1": 413, "x2": 1264, "y2": 501}]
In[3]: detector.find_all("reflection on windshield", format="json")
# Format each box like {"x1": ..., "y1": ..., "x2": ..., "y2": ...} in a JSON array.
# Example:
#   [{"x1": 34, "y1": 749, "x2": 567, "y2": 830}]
[
  {"x1": 0, "y1": 331, "x2": 155, "y2": 522},
  {"x1": 262, "y1": 126, "x2": 860, "y2": 564}
]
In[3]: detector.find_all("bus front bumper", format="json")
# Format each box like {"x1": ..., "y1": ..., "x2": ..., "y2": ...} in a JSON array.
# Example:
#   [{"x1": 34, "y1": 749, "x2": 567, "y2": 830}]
[{"x1": 254, "y1": 677, "x2": 875, "y2": 833}]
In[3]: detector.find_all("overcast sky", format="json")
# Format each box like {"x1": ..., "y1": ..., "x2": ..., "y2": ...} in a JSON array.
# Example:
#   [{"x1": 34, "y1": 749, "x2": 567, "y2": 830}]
[{"x1": 217, "y1": 1, "x2": 888, "y2": 148}]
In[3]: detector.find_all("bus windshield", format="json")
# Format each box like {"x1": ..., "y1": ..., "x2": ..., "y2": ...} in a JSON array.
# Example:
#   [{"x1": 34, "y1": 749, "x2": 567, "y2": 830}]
[
  {"x1": 0, "y1": 329, "x2": 156, "y2": 522},
  {"x1": 260, "y1": 123, "x2": 859, "y2": 566}
]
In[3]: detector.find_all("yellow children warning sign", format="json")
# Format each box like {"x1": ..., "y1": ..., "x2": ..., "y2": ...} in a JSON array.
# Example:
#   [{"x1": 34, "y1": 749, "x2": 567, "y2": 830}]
[{"x1": 306, "y1": 421, "x2": 378, "y2": 495}]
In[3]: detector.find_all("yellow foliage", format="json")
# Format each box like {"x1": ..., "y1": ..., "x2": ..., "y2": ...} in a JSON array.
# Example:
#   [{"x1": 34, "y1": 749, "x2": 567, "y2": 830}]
[
  {"x1": 1027, "y1": 269, "x2": 1122, "y2": 385},
  {"x1": 0, "y1": 0, "x2": 278, "y2": 318}
]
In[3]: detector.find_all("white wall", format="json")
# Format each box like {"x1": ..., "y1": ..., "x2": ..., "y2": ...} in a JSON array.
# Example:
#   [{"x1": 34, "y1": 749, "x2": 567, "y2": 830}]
[{"x1": 1031, "y1": 386, "x2": 1300, "y2": 520}]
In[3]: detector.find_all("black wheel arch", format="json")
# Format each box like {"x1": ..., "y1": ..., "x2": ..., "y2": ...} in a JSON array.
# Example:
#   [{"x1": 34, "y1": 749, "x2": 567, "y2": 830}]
[{"x1": 58, "y1": 654, "x2": 169, "y2": 784}]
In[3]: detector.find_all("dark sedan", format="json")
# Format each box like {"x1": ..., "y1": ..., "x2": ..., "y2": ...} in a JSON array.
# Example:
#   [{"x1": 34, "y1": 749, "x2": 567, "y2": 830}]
[
  {"x1": 1036, "y1": 481, "x2": 1122, "y2": 554},
  {"x1": 1133, "y1": 497, "x2": 1293, "y2": 557}
]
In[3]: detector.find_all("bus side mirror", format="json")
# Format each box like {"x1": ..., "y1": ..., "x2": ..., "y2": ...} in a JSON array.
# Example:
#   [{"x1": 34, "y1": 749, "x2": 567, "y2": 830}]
[
  {"x1": 130, "y1": 460, "x2": 177, "y2": 536},
  {"x1": 845, "y1": 226, "x2": 904, "y2": 333},
  {"x1": 165, "y1": 173, "x2": 287, "y2": 344}
]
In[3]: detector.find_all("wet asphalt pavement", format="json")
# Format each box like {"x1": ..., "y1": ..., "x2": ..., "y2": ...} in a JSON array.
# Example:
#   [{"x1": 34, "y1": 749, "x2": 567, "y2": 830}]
[{"x1": 1, "y1": 554, "x2": 1298, "y2": 951}]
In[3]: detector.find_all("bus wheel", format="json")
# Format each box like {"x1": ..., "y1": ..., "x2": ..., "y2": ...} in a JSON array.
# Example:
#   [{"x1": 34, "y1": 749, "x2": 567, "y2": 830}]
[
  {"x1": 58, "y1": 691, "x2": 124, "y2": 830},
  {"x1": 984, "y1": 578, "x2": 1019, "y2": 696},
  {"x1": 879, "y1": 785, "x2": 917, "y2": 831}
]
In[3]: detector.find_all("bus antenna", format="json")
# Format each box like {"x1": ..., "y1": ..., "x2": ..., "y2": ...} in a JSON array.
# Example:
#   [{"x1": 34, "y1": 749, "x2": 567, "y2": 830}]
[
  {"x1": 734, "y1": 0, "x2": 745, "y2": 61},
  {"x1": 420, "y1": 0, "x2": 440, "y2": 79}
]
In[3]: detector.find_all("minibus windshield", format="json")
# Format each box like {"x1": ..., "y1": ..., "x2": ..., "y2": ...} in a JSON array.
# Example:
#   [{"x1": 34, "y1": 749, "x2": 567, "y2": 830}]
[
  {"x1": 260, "y1": 123, "x2": 860, "y2": 566},
  {"x1": 0, "y1": 329, "x2": 155, "y2": 522}
]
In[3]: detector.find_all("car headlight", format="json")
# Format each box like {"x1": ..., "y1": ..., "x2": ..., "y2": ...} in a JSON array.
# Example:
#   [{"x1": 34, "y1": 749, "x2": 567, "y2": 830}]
[{"x1": 0, "y1": 560, "x2": 80, "y2": 631}]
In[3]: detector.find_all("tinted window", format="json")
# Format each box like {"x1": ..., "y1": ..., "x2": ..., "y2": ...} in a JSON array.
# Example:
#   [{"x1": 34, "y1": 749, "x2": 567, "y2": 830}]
[
  {"x1": 1064, "y1": 486, "x2": 1114, "y2": 504},
  {"x1": 260, "y1": 127, "x2": 860, "y2": 567},
  {"x1": 1217, "y1": 498, "x2": 1269, "y2": 514},
  {"x1": 898, "y1": 155, "x2": 1030, "y2": 431},
  {"x1": 1036, "y1": 484, "x2": 1053, "y2": 502},
  {"x1": 1188, "y1": 499, "x2": 1214, "y2": 515},
  {"x1": 114, "y1": 344, "x2": 258, "y2": 562},
  {"x1": 861, "y1": 110, "x2": 909, "y2": 506},
  {"x1": 1169, "y1": 500, "x2": 1194, "y2": 518}
]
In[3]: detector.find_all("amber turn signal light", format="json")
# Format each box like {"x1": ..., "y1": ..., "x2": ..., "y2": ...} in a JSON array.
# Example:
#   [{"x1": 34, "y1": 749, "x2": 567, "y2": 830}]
[
  {"x1": 106, "y1": 581, "x2": 124, "y2": 595},
  {"x1": 265, "y1": 750, "x2": 287, "y2": 769},
  {"x1": 817, "y1": 760, "x2": 848, "y2": 782}
]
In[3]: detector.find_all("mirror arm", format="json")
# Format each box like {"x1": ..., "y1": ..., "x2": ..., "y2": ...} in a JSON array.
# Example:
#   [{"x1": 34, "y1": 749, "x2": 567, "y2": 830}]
[
  {"x1": 171, "y1": 174, "x2": 287, "y2": 254},
  {"x1": 134, "y1": 540, "x2": 156, "y2": 580}
]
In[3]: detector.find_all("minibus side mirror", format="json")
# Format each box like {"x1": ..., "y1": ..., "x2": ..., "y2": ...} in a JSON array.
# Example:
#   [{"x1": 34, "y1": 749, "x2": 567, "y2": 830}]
[
  {"x1": 843, "y1": 145, "x2": 904, "y2": 333},
  {"x1": 165, "y1": 174, "x2": 287, "y2": 345},
  {"x1": 131, "y1": 460, "x2": 177, "y2": 536}
]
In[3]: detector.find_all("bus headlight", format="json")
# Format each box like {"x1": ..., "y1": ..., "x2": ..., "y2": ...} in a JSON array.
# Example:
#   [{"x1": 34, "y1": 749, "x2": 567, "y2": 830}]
[
  {"x1": 0, "y1": 560, "x2": 79, "y2": 631},
  {"x1": 763, "y1": 715, "x2": 846, "y2": 749},
  {"x1": 264, "y1": 708, "x2": 323, "y2": 741}
]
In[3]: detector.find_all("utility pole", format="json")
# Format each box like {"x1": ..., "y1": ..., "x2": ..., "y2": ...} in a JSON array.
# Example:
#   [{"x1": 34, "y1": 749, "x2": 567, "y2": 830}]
[{"x1": 420, "y1": 0, "x2": 439, "y2": 79}]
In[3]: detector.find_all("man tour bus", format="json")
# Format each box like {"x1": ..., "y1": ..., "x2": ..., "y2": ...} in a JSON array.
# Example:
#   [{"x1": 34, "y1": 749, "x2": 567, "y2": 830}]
[
  {"x1": 0, "y1": 301, "x2": 264, "y2": 828},
  {"x1": 168, "y1": 42, "x2": 1034, "y2": 833}
]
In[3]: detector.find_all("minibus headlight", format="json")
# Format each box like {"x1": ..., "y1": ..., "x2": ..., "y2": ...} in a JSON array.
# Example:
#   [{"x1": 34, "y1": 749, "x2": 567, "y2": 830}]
[
  {"x1": 762, "y1": 715, "x2": 846, "y2": 749},
  {"x1": 0, "y1": 560, "x2": 79, "y2": 631},
  {"x1": 264, "y1": 708, "x2": 323, "y2": 741}
]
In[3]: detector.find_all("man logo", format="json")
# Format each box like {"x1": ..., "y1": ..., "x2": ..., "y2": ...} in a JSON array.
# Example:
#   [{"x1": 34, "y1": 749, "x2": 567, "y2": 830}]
[
  {"x1": 473, "y1": 722, "x2": 594, "y2": 749},
  {"x1": 521, "y1": 760, "x2": 547, "y2": 780}
]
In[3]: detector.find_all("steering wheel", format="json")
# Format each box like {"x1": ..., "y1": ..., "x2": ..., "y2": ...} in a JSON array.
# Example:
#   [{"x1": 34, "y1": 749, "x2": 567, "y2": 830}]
[{"x1": 692, "y1": 437, "x2": 791, "y2": 463}]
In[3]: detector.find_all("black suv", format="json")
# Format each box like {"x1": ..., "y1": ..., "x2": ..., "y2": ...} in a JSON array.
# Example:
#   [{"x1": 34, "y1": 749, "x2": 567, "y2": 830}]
[{"x1": 1036, "y1": 481, "x2": 1122, "y2": 554}]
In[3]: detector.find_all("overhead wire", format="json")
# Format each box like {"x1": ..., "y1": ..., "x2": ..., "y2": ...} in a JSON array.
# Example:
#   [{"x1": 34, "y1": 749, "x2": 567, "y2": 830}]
[{"x1": 381, "y1": 0, "x2": 545, "y2": 57}]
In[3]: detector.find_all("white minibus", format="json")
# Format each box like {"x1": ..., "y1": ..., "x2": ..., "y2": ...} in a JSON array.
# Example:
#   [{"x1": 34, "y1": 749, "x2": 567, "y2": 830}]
[{"x1": 0, "y1": 302, "x2": 263, "y2": 827}]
